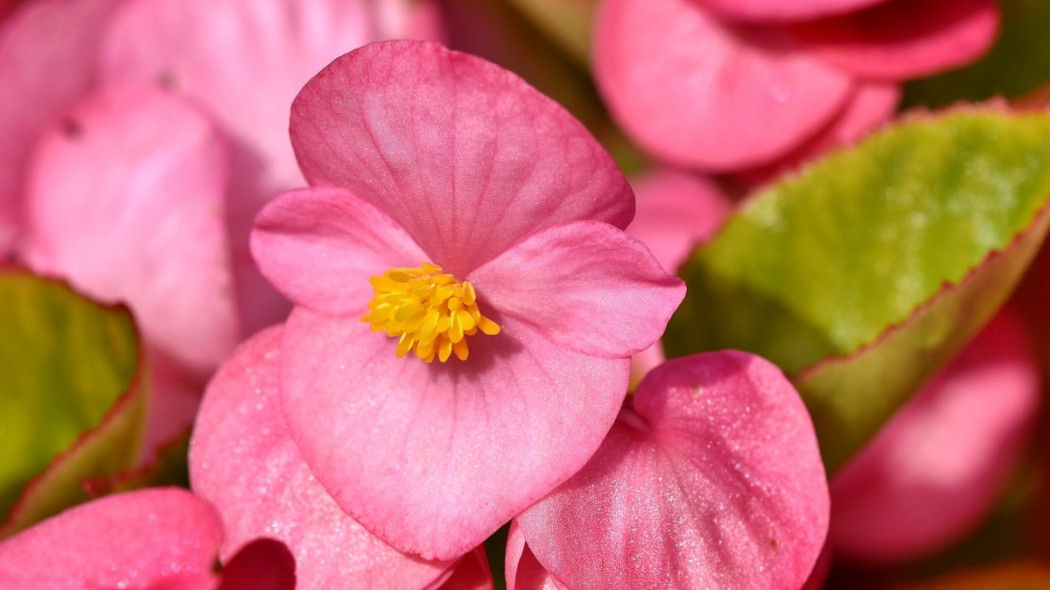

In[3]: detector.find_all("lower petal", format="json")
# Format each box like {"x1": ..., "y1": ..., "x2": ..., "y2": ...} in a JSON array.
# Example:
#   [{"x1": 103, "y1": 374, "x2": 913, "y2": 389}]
[{"x1": 279, "y1": 306, "x2": 630, "y2": 561}]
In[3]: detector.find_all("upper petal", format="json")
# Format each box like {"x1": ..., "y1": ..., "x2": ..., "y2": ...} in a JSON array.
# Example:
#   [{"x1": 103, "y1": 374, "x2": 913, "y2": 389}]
[
  {"x1": 190, "y1": 326, "x2": 454, "y2": 590},
  {"x1": 23, "y1": 85, "x2": 237, "y2": 375},
  {"x1": 517, "y1": 351, "x2": 829, "y2": 590},
  {"x1": 469, "y1": 221, "x2": 685, "y2": 358},
  {"x1": 0, "y1": 488, "x2": 222, "y2": 589},
  {"x1": 251, "y1": 186, "x2": 428, "y2": 316},
  {"x1": 789, "y1": 0, "x2": 999, "y2": 80},
  {"x1": 289, "y1": 40, "x2": 634, "y2": 277},
  {"x1": 279, "y1": 307, "x2": 630, "y2": 561},
  {"x1": 593, "y1": 0, "x2": 854, "y2": 171}
]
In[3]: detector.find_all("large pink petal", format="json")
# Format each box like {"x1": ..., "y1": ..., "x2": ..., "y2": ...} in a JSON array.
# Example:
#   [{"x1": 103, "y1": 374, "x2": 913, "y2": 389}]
[
  {"x1": 626, "y1": 169, "x2": 732, "y2": 275},
  {"x1": 697, "y1": 0, "x2": 888, "y2": 22},
  {"x1": 790, "y1": 0, "x2": 999, "y2": 80},
  {"x1": 0, "y1": 0, "x2": 117, "y2": 252},
  {"x1": 289, "y1": 40, "x2": 634, "y2": 278},
  {"x1": 251, "y1": 186, "x2": 428, "y2": 317},
  {"x1": 469, "y1": 221, "x2": 684, "y2": 358},
  {"x1": 517, "y1": 351, "x2": 829, "y2": 590},
  {"x1": 23, "y1": 85, "x2": 237, "y2": 375},
  {"x1": 593, "y1": 0, "x2": 854, "y2": 171},
  {"x1": 279, "y1": 306, "x2": 630, "y2": 561},
  {"x1": 0, "y1": 488, "x2": 222, "y2": 589},
  {"x1": 829, "y1": 309, "x2": 1039, "y2": 563},
  {"x1": 190, "y1": 326, "x2": 456, "y2": 589}
]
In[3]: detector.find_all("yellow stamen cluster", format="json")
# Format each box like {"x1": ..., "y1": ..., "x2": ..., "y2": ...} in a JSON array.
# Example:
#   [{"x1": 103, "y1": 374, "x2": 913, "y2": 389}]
[{"x1": 362, "y1": 262, "x2": 501, "y2": 363}]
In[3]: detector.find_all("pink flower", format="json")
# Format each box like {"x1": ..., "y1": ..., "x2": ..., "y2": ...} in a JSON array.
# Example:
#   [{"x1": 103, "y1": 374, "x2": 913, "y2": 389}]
[
  {"x1": 251, "y1": 40, "x2": 685, "y2": 560},
  {"x1": 592, "y1": 0, "x2": 998, "y2": 173},
  {"x1": 0, "y1": 487, "x2": 296, "y2": 589},
  {"x1": 191, "y1": 326, "x2": 493, "y2": 590},
  {"x1": 829, "y1": 309, "x2": 1040, "y2": 563},
  {"x1": 507, "y1": 351, "x2": 830, "y2": 590}
]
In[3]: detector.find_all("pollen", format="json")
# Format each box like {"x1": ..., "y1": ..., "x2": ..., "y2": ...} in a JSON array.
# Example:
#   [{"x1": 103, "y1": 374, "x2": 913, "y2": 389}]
[{"x1": 361, "y1": 262, "x2": 501, "y2": 363}]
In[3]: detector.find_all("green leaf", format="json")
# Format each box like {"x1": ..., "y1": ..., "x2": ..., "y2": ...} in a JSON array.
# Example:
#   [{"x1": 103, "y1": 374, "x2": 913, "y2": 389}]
[
  {"x1": 0, "y1": 270, "x2": 146, "y2": 537},
  {"x1": 664, "y1": 107, "x2": 1050, "y2": 472},
  {"x1": 903, "y1": 0, "x2": 1050, "y2": 108}
]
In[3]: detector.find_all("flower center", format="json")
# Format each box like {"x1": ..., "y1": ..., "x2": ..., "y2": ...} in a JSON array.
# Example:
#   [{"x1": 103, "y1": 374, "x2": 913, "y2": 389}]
[{"x1": 362, "y1": 262, "x2": 501, "y2": 363}]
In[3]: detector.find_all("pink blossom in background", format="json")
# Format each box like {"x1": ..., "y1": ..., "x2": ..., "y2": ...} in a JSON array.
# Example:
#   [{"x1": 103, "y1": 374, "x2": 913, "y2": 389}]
[
  {"x1": 510, "y1": 351, "x2": 830, "y2": 590},
  {"x1": 592, "y1": 0, "x2": 998, "y2": 173},
  {"x1": 20, "y1": 85, "x2": 237, "y2": 452},
  {"x1": 0, "y1": 0, "x2": 444, "y2": 454},
  {"x1": 191, "y1": 326, "x2": 492, "y2": 589},
  {"x1": 829, "y1": 308, "x2": 1040, "y2": 563},
  {"x1": 99, "y1": 0, "x2": 445, "y2": 335},
  {"x1": 0, "y1": 487, "x2": 296, "y2": 589},
  {"x1": 251, "y1": 40, "x2": 684, "y2": 561}
]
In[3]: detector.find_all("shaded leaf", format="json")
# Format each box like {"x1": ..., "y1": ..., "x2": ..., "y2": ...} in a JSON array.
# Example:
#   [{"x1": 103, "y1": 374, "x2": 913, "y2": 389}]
[{"x1": 0, "y1": 269, "x2": 146, "y2": 537}]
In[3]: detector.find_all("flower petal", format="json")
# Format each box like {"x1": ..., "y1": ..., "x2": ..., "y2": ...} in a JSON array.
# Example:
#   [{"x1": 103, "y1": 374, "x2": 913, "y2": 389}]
[
  {"x1": 626, "y1": 169, "x2": 732, "y2": 274},
  {"x1": 251, "y1": 186, "x2": 428, "y2": 316},
  {"x1": 190, "y1": 326, "x2": 456, "y2": 589},
  {"x1": 469, "y1": 221, "x2": 684, "y2": 358},
  {"x1": 829, "y1": 310, "x2": 1040, "y2": 563},
  {"x1": 215, "y1": 538, "x2": 296, "y2": 590},
  {"x1": 593, "y1": 0, "x2": 854, "y2": 171},
  {"x1": 790, "y1": 0, "x2": 999, "y2": 80},
  {"x1": 289, "y1": 40, "x2": 634, "y2": 277},
  {"x1": 505, "y1": 522, "x2": 565, "y2": 590},
  {"x1": 0, "y1": 488, "x2": 221, "y2": 588},
  {"x1": 517, "y1": 351, "x2": 829, "y2": 590},
  {"x1": 23, "y1": 85, "x2": 237, "y2": 375},
  {"x1": 698, "y1": 0, "x2": 887, "y2": 22},
  {"x1": 0, "y1": 0, "x2": 117, "y2": 251},
  {"x1": 279, "y1": 307, "x2": 630, "y2": 560}
]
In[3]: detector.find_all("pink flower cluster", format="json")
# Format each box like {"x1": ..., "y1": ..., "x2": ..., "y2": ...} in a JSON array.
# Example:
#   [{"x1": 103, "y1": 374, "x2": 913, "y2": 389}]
[{"x1": 0, "y1": 0, "x2": 1033, "y2": 588}]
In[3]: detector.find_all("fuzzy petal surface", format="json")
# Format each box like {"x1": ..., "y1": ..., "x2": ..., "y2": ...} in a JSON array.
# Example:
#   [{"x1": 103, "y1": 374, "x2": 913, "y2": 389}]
[
  {"x1": 280, "y1": 306, "x2": 630, "y2": 560},
  {"x1": 289, "y1": 40, "x2": 634, "y2": 278},
  {"x1": 506, "y1": 522, "x2": 564, "y2": 590},
  {"x1": 791, "y1": 0, "x2": 999, "y2": 80},
  {"x1": 517, "y1": 351, "x2": 829, "y2": 590},
  {"x1": 698, "y1": 0, "x2": 887, "y2": 22},
  {"x1": 830, "y1": 310, "x2": 1040, "y2": 563},
  {"x1": 190, "y1": 326, "x2": 455, "y2": 589},
  {"x1": 251, "y1": 186, "x2": 428, "y2": 316},
  {"x1": 0, "y1": 488, "x2": 222, "y2": 589},
  {"x1": 0, "y1": 0, "x2": 117, "y2": 249},
  {"x1": 593, "y1": 0, "x2": 853, "y2": 171},
  {"x1": 469, "y1": 221, "x2": 684, "y2": 358},
  {"x1": 24, "y1": 85, "x2": 237, "y2": 374}
]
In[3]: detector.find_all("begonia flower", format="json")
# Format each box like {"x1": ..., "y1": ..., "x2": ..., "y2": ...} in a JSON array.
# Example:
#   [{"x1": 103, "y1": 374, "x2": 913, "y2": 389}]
[
  {"x1": 0, "y1": 487, "x2": 295, "y2": 589},
  {"x1": 251, "y1": 40, "x2": 685, "y2": 561},
  {"x1": 508, "y1": 351, "x2": 830, "y2": 590},
  {"x1": 191, "y1": 326, "x2": 492, "y2": 589},
  {"x1": 829, "y1": 309, "x2": 1040, "y2": 563},
  {"x1": 592, "y1": 0, "x2": 997, "y2": 173}
]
